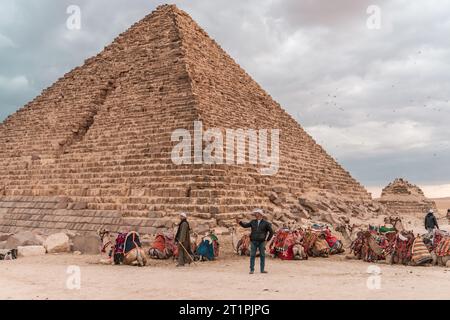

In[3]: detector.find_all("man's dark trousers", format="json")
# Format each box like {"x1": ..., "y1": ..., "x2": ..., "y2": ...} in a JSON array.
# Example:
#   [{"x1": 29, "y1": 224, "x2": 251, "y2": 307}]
[{"x1": 250, "y1": 241, "x2": 266, "y2": 272}]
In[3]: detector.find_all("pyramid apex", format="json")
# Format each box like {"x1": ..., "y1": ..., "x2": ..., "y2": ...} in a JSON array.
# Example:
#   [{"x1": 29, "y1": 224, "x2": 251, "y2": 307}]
[{"x1": 155, "y1": 3, "x2": 179, "y2": 12}]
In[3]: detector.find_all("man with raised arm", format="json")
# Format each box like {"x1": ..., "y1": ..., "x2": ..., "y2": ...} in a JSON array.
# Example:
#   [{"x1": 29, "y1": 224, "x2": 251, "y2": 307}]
[{"x1": 236, "y1": 208, "x2": 274, "y2": 274}]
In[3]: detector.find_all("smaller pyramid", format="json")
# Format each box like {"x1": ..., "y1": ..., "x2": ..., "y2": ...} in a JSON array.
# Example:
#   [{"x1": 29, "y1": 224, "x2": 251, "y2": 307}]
[{"x1": 378, "y1": 178, "x2": 437, "y2": 216}]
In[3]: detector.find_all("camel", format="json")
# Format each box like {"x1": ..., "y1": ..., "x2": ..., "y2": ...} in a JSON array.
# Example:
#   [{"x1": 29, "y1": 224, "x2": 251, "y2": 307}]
[
  {"x1": 384, "y1": 216, "x2": 404, "y2": 232},
  {"x1": 292, "y1": 242, "x2": 308, "y2": 260},
  {"x1": 122, "y1": 236, "x2": 147, "y2": 267},
  {"x1": 311, "y1": 234, "x2": 330, "y2": 258},
  {"x1": 350, "y1": 231, "x2": 384, "y2": 262},
  {"x1": 385, "y1": 231, "x2": 415, "y2": 265},
  {"x1": 229, "y1": 226, "x2": 251, "y2": 256},
  {"x1": 336, "y1": 223, "x2": 363, "y2": 245},
  {"x1": 97, "y1": 227, "x2": 147, "y2": 267},
  {"x1": 98, "y1": 227, "x2": 114, "y2": 264},
  {"x1": 429, "y1": 230, "x2": 450, "y2": 267},
  {"x1": 292, "y1": 232, "x2": 308, "y2": 260},
  {"x1": 432, "y1": 252, "x2": 450, "y2": 267},
  {"x1": 190, "y1": 232, "x2": 199, "y2": 253}
]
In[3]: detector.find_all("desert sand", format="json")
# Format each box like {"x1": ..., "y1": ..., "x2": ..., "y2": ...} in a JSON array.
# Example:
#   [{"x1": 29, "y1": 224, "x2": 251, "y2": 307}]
[
  {"x1": 433, "y1": 198, "x2": 450, "y2": 217},
  {"x1": 2, "y1": 252, "x2": 450, "y2": 300}
]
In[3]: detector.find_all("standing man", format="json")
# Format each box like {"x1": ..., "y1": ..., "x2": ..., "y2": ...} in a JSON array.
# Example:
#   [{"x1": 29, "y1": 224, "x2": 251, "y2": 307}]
[
  {"x1": 236, "y1": 208, "x2": 274, "y2": 274},
  {"x1": 424, "y1": 209, "x2": 439, "y2": 233},
  {"x1": 175, "y1": 212, "x2": 192, "y2": 267}
]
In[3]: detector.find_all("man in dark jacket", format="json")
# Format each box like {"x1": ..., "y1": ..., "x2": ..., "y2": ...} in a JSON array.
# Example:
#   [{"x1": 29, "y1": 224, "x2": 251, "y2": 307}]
[
  {"x1": 236, "y1": 209, "x2": 274, "y2": 274},
  {"x1": 175, "y1": 212, "x2": 192, "y2": 267},
  {"x1": 424, "y1": 209, "x2": 439, "y2": 233}
]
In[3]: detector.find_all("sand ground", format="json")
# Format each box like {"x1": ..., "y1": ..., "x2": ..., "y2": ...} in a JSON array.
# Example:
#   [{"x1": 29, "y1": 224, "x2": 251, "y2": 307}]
[
  {"x1": 2, "y1": 251, "x2": 450, "y2": 300},
  {"x1": 434, "y1": 198, "x2": 450, "y2": 218}
]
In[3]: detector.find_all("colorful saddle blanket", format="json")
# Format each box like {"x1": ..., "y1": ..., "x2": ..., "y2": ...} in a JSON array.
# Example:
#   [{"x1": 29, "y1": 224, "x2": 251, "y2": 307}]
[
  {"x1": 411, "y1": 237, "x2": 432, "y2": 265},
  {"x1": 196, "y1": 234, "x2": 219, "y2": 260},
  {"x1": 271, "y1": 230, "x2": 297, "y2": 260},
  {"x1": 436, "y1": 237, "x2": 450, "y2": 257},
  {"x1": 114, "y1": 232, "x2": 142, "y2": 256}
]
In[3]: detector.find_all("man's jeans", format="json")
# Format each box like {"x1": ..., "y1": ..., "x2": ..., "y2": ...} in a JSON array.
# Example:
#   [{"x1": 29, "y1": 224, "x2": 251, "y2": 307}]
[{"x1": 250, "y1": 241, "x2": 266, "y2": 272}]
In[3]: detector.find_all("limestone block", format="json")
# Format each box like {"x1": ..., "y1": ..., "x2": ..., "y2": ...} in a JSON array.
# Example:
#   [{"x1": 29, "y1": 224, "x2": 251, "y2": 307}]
[
  {"x1": 18, "y1": 246, "x2": 46, "y2": 257},
  {"x1": 5, "y1": 231, "x2": 44, "y2": 249},
  {"x1": 71, "y1": 234, "x2": 101, "y2": 254},
  {"x1": 44, "y1": 233, "x2": 71, "y2": 253}
]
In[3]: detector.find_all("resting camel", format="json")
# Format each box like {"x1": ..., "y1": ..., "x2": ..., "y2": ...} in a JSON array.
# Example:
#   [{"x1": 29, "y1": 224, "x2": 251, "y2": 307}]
[
  {"x1": 432, "y1": 252, "x2": 450, "y2": 267},
  {"x1": 97, "y1": 227, "x2": 147, "y2": 267},
  {"x1": 429, "y1": 230, "x2": 450, "y2": 267},
  {"x1": 292, "y1": 232, "x2": 308, "y2": 260},
  {"x1": 229, "y1": 226, "x2": 251, "y2": 256},
  {"x1": 190, "y1": 232, "x2": 199, "y2": 253},
  {"x1": 335, "y1": 223, "x2": 363, "y2": 245},
  {"x1": 98, "y1": 228, "x2": 114, "y2": 264}
]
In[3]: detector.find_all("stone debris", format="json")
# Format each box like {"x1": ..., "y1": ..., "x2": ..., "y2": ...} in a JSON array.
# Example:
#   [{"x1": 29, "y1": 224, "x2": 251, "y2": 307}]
[
  {"x1": 17, "y1": 245, "x2": 46, "y2": 257},
  {"x1": 71, "y1": 234, "x2": 101, "y2": 255},
  {"x1": 0, "y1": 233, "x2": 12, "y2": 242},
  {"x1": 5, "y1": 231, "x2": 45, "y2": 249},
  {"x1": 44, "y1": 233, "x2": 71, "y2": 254}
]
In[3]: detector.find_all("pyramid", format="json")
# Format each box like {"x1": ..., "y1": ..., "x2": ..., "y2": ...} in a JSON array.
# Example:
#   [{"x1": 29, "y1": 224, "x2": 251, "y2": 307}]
[
  {"x1": 377, "y1": 178, "x2": 437, "y2": 217},
  {"x1": 0, "y1": 5, "x2": 371, "y2": 235}
]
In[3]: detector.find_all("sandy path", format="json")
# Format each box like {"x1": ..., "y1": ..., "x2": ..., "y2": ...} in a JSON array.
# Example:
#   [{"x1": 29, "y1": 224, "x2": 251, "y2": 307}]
[
  {"x1": 1, "y1": 253, "x2": 450, "y2": 300},
  {"x1": 434, "y1": 199, "x2": 450, "y2": 217}
]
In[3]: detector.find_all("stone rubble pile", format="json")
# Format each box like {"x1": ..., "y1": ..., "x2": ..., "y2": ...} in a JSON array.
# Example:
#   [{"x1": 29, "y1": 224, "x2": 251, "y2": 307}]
[{"x1": 0, "y1": 230, "x2": 100, "y2": 256}]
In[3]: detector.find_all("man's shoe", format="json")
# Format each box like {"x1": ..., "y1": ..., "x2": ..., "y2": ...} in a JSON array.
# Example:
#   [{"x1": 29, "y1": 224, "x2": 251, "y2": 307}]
[
  {"x1": 176, "y1": 264, "x2": 184, "y2": 267},
  {"x1": 261, "y1": 270, "x2": 268, "y2": 274},
  {"x1": 249, "y1": 271, "x2": 254, "y2": 274}
]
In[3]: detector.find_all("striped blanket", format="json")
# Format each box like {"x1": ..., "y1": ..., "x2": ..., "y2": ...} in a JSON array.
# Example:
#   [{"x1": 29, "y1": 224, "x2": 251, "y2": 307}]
[
  {"x1": 436, "y1": 237, "x2": 450, "y2": 257},
  {"x1": 411, "y1": 237, "x2": 432, "y2": 265}
]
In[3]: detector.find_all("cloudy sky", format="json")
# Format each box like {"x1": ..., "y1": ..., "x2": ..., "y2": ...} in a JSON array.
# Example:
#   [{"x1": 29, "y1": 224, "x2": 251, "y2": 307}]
[{"x1": 1, "y1": 0, "x2": 449, "y2": 197}]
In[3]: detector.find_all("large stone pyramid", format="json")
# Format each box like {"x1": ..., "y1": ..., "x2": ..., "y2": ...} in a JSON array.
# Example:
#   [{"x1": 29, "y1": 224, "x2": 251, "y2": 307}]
[{"x1": 0, "y1": 5, "x2": 371, "y2": 235}]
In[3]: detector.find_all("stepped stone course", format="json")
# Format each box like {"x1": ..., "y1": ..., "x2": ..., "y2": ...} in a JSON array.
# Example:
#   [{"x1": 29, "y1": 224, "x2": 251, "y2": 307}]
[
  {"x1": 377, "y1": 178, "x2": 437, "y2": 217},
  {"x1": 0, "y1": 5, "x2": 374, "y2": 234}
]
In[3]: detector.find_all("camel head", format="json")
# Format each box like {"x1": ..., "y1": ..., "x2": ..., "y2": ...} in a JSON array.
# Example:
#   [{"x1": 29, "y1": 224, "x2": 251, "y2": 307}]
[
  {"x1": 191, "y1": 232, "x2": 199, "y2": 242},
  {"x1": 335, "y1": 223, "x2": 345, "y2": 233},
  {"x1": 287, "y1": 220, "x2": 296, "y2": 230},
  {"x1": 97, "y1": 226, "x2": 111, "y2": 242},
  {"x1": 388, "y1": 216, "x2": 404, "y2": 232}
]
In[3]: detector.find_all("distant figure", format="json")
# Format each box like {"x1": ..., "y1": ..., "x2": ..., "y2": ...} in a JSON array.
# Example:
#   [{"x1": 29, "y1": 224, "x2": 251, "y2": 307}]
[
  {"x1": 236, "y1": 209, "x2": 274, "y2": 274},
  {"x1": 175, "y1": 212, "x2": 192, "y2": 267},
  {"x1": 447, "y1": 209, "x2": 450, "y2": 223},
  {"x1": 424, "y1": 209, "x2": 439, "y2": 233}
]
